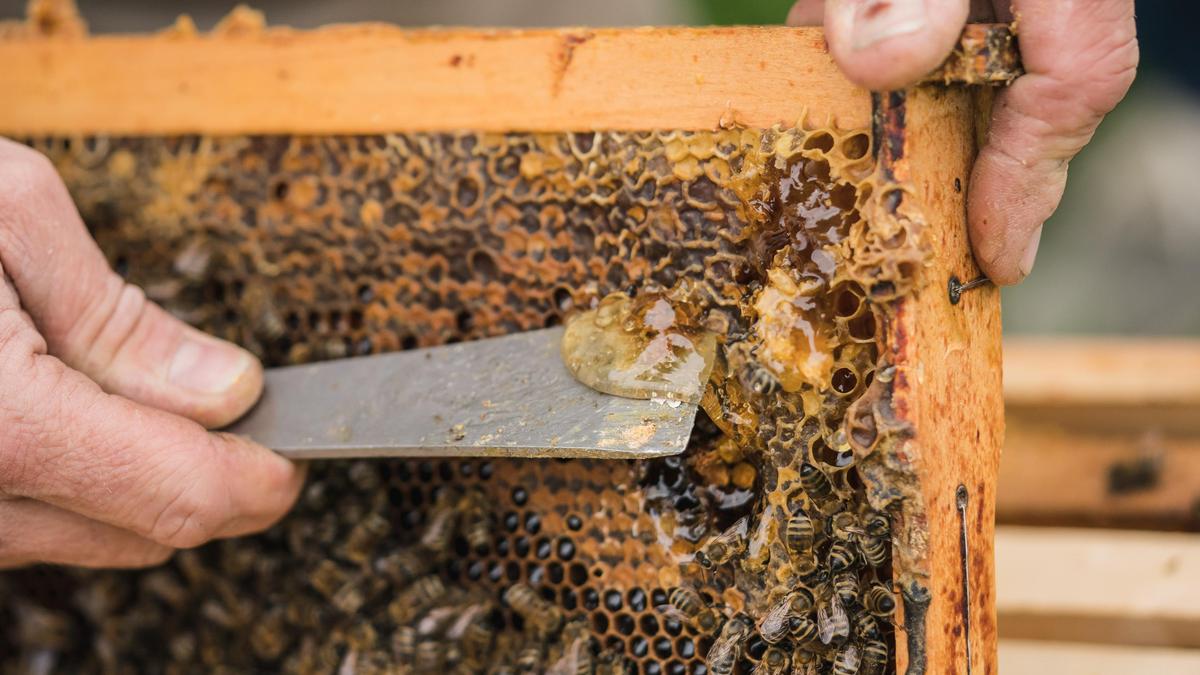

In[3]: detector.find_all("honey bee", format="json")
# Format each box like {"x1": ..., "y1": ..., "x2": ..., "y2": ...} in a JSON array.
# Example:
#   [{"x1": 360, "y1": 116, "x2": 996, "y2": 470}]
[
  {"x1": 420, "y1": 502, "x2": 460, "y2": 557},
  {"x1": 784, "y1": 509, "x2": 816, "y2": 554},
  {"x1": 753, "y1": 645, "x2": 790, "y2": 675},
  {"x1": 831, "y1": 643, "x2": 861, "y2": 675},
  {"x1": 858, "y1": 535, "x2": 889, "y2": 568},
  {"x1": 547, "y1": 622, "x2": 593, "y2": 675},
  {"x1": 445, "y1": 643, "x2": 465, "y2": 670},
  {"x1": 863, "y1": 583, "x2": 897, "y2": 617},
  {"x1": 817, "y1": 592, "x2": 850, "y2": 645},
  {"x1": 247, "y1": 605, "x2": 286, "y2": 658},
  {"x1": 758, "y1": 588, "x2": 815, "y2": 644},
  {"x1": 696, "y1": 516, "x2": 749, "y2": 569},
  {"x1": 141, "y1": 570, "x2": 189, "y2": 609},
  {"x1": 504, "y1": 583, "x2": 564, "y2": 638},
  {"x1": 375, "y1": 548, "x2": 432, "y2": 585},
  {"x1": 348, "y1": 460, "x2": 383, "y2": 491},
  {"x1": 790, "y1": 614, "x2": 820, "y2": 646},
  {"x1": 341, "y1": 512, "x2": 391, "y2": 564},
  {"x1": 706, "y1": 613, "x2": 754, "y2": 675},
  {"x1": 792, "y1": 586, "x2": 817, "y2": 613},
  {"x1": 863, "y1": 512, "x2": 890, "y2": 538},
  {"x1": 389, "y1": 575, "x2": 447, "y2": 625},
  {"x1": 799, "y1": 463, "x2": 836, "y2": 511},
  {"x1": 660, "y1": 586, "x2": 722, "y2": 634},
  {"x1": 758, "y1": 595, "x2": 796, "y2": 644},
  {"x1": 860, "y1": 638, "x2": 889, "y2": 675},
  {"x1": 515, "y1": 641, "x2": 544, "y2": 672},
  {"x1": 594, "y1": 655, "x2": 629, "y2": 675},
  {"x1": 459, "y1": 616, "x2": 496, "y2": 669},
  {"x1": 828, "y1": 540, "x2": 858, "y2": 572},
  {"x1": 829, "y1": 512, "x2": 864, "y2": 540},
  {"x1": 788, "y1": 647, "x2": 822, "y2": 675},
  {"x1": 418, "y1": 605, "x2": 469, "y2": 637},
  {"x1": 393, "y1": 625, "x2": 417, "y2": 664},
  {"x1": 330, "y1": 577, "x2": 368, "y2": 615},
  {"x1": 416, "y1": 639, "x2": 445, "y2": 672},
  {"x1": 832, "y1": 571, "x2": 859, "y2": 606},
  {"x1": 460, "y1": 495, "x2": 493, "y2": 553},
  {"x1": 344, "y1": 621, "x2": 379, "y2": 652},
  {"x1": 445, "y1": 603, "x2": 491, "y2": 641},
  {"x1": 853, "y1": 611, "x2": 882, "y2": 641},
  {"x1": 747, "y1": 365, "x2": 781, "y2": 396},
  {"x1": 309, "y1": 559, "x2": 349, "y2": 600}
]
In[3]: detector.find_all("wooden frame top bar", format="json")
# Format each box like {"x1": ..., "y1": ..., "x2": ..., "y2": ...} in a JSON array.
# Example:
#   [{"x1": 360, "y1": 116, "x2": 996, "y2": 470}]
[{"x1": 0, "y1": 25, "x2": 870, "y2": 135}]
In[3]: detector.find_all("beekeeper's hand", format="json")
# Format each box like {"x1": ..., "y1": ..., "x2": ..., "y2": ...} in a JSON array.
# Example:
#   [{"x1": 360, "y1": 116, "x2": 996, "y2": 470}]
[
  {"x1": 788, "y1": 0, "x2": 1138, "y2": 284},
  {"x1": 0, "y1": 138, "x2": 303, "y2": 568}
]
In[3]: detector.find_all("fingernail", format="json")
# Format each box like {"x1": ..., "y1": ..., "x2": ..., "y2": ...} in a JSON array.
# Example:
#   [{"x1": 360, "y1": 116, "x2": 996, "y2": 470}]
[
  {"x1": 168, "y1": 337, "x2": 256, "y2": 394},
  {"x1": 1018, "y1": 225, "x2": 1043, "y2": 278},
  {"x1": 843, "y1": 0, "x2": 929, "y2": 51}
]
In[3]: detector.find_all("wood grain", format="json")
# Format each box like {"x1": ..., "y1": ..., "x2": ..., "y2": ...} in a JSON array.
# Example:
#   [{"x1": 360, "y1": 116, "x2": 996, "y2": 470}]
[
  {"x1": 996, "y1": 526, "x2": 1200, "y2": 648},
  {"x1": 0, "y1": 25, "x2": 870, "y2": 135},
  {"x1": 1005, "y1": 338, "x2": 1200, "y2": 409},
  {"x1": 999, "y1": 639, "x2": 1200, "y2": 675},
  {"x1": 889, "y1": 87, "x2": 1005, "y2": 674},
  {"x1": 999, "y1": 338, "x2": 1200, "y2": 530}
]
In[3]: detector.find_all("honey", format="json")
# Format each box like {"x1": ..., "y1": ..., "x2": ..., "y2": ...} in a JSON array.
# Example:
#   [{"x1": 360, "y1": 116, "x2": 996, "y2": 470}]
[{"x1": 561, "y1": 291, "x2": 717, "y2": 404}]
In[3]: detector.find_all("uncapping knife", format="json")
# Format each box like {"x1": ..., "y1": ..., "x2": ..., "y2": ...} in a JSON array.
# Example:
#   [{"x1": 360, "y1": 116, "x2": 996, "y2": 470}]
[{"x1": 224, "y1": 327, "x2": 699, "y2": 460}]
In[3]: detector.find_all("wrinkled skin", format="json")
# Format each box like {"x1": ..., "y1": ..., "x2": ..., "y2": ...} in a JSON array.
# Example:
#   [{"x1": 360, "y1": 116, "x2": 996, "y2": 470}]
[
  {"x1": 788, "y1": 0, "x2": 1139, "y2": 284},
  {"x1": 0, "y1": 138, "x2": 303, "y2": 568}
]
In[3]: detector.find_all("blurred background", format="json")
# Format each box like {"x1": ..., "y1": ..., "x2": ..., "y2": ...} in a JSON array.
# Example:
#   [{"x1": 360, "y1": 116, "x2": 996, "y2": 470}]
[{"x1": 2, "y1": 1, "x2": 1198, "y2": 672}]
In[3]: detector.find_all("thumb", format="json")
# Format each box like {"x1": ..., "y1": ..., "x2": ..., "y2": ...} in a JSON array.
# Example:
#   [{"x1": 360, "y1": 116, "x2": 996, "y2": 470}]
[
  {"x1": 0, "y1": 138, "x2": 261, "y2": 428},
  {"x1": 823, "y1": 0, "x2": 970, "y2": 91}
]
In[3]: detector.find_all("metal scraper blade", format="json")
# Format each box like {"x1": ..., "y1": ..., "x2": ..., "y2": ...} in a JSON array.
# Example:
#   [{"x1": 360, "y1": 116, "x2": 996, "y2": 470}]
[{"x1": 225, "y1": 327, "x2": 699, "y2": 460}]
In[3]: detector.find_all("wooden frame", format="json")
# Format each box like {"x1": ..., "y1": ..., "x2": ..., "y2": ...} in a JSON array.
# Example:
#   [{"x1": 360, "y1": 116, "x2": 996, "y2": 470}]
[
  {"x1": 1001, "y1": 339, "x2": 1200, "y2": 530},
  {"x1": 0, "y1": 11, "x2": 1016, "y2": 674}
]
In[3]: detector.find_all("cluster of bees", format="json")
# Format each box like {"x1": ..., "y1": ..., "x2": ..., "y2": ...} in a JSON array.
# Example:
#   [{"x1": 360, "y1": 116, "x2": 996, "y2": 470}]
[
  {"x1": 660, "y1": 493, "x2": 895, "y2": 675},
  {"x1": 301, "y1": 484, "x2": 632, "y2": 675}
]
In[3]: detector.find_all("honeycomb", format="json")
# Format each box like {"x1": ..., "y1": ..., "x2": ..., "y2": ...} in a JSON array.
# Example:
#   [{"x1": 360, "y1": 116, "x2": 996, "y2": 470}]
[{"x1": 1, "y1": 124, "x2": 927, "y2": 674}]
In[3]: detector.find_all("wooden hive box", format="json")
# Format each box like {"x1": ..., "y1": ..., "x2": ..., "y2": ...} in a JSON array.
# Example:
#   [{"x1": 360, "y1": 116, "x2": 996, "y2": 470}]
[{"x1": 0, "y1": 5, "x2": 1014, "y2": 674}]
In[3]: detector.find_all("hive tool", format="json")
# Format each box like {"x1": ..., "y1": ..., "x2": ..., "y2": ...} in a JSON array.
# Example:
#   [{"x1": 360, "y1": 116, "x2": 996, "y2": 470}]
[{"x1": 226, "y1": 327, "x2": 699, "y2": 460}]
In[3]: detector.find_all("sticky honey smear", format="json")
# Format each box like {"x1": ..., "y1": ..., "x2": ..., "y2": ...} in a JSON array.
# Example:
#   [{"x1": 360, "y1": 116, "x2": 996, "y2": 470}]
[
  {"x1": 8, "y1": 119, "x2": 929, "y2": 675},
  {"x1": 561, "y1": 291, "x2": 717, "y2": 404}
]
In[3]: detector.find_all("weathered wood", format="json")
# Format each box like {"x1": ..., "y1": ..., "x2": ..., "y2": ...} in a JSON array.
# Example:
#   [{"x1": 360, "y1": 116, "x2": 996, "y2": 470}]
[
  {"x1": 0, "y1": 23, "x2": 871, "y2": 134},
  {"x1": 996, "y1": 526, "x2": 1200, "y2": 648},
  {"x1": 1005, "y1": 338, "x2": 1200, "y2": 410},
  {"x1": 1000, "y1": 339, "x2": 1200, "y2": 529},
  {"x1": 886, "y1": 86, "x2": 1005, "y2": 674},
  {"x1": 999, "y1": 639, "x2": 1200, "y2": 674}
]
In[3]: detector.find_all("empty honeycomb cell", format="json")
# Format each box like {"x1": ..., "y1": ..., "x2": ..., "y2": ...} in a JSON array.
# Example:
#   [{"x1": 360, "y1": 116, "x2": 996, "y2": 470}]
[
  {"x1": 524, "y1": 512, "x2": 542, "y2": 534},
  {"x1": 583, "y1": 588, "x2": 601, "y2": 611},
  {"x1": 502, "y1": 512, "x2": 519, "y2": 531},
  {"x1": 616, "y1": 614, "x2": 637, "y2": 636},
  {"x1": 511, "y1": 488, "x2": 529, "y2": 506},
  {"x1": 831, "y1": 365, "x2": 859, "y2": 394}
]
